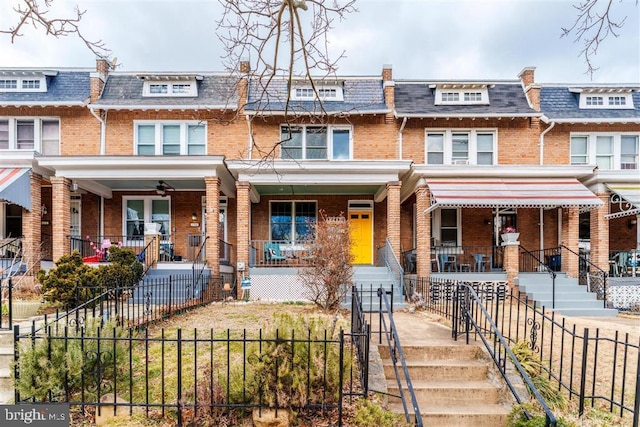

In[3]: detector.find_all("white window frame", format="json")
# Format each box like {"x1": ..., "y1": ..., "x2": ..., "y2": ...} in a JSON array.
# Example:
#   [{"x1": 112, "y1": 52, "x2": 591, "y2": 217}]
[
  {"x1": 434, "y1": 88, "x2": 489, "y2": 105},
  {"x1": 432, "y1": 207, "x2": 462, "y2": 248},
  {"x1": 424, "y1": 129, "x2": 497, "y2": 165},
  {"x1": 0, "y1": 76, "x2": 46, "y2": 92},
  {"x1": 122, "y1": 196, "x2": 171, "y2": 242},
  {"x1": 280, "y1": 124, "x2": 353, "y2": 160},
  {"x1": 134, "y1": 121, "x2": 207, "y2": 155},
  {"x1": 579, "y1": 92, "x2": 633, "y2": 109},
  {"x1": 569, "y1": 132, "x2": 640, "y2": 170},
  {"x1": 290, "y1": 85, "x2": 344, "y2": 101},
  {"x1": 269, "y1": 200, "x2": 318, "y2": 243},
  {"x1": 0, "y1": 117, "x2": 59, "y2": 152},
  {"x1": 142, "y1": 80, "x2": 197, "y2": 97}
]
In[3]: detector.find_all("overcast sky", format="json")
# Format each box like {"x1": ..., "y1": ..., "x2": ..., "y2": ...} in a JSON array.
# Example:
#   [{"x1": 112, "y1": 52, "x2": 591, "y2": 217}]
[{"x1": 0, "y1": 0, "x2": 638, "y2": 83}]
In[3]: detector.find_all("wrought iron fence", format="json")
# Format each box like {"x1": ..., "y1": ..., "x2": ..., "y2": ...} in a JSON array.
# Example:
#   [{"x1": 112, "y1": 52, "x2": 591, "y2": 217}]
[
  {"x1": 14, "y1": 316, "x2": 366, "y2": 426},
  {"x1": 0, "y1": 277, "x2": 13, "y2": 330},
  {"x1": 520, "y1": 246, "x2": 562, "y2": 273},
  {"x1": 405, "y1": 276, "x2": 640, "y2": 425}
]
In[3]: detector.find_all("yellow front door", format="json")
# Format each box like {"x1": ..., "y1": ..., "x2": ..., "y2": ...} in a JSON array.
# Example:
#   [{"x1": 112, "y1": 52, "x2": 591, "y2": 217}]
[{"x1": 349, "y1": 210, "x2": 373, "y2": 264}]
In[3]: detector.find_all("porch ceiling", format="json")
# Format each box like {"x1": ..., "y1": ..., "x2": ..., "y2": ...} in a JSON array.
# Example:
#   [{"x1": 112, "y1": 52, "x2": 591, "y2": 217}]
[{"x1": 254, "y1": 183, "x2": 381, "y2": 196}]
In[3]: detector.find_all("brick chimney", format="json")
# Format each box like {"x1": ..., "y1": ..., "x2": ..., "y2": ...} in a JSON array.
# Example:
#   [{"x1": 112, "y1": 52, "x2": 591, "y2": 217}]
[
  {"x1": 237, "y1": 60, "x2": 250, "y2": 112},
  {"x1": 91, "y1": 57, "x2": 111, "y2": 102},
  {"x1": 383, "y1": 64, "x2": 395, "y2": 123},
  {"x1": 518, "y1": 66, "x2": 540, "y2": 111}
]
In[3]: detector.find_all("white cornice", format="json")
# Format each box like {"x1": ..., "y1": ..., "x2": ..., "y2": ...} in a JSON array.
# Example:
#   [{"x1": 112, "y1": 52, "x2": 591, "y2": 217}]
[
  {"x1": 244, "y1": 108, "x2": 390, "y2": 116},
  {"x1": 0, "y1": 101, "x2": 87, "y2": 107},
  {"x1": 540, "y1": 115, "x2": 640, "y2": 124},
  {"x1": 89, "y1": 104, "x2": 236, "y2": 111},
  {"x1": 395, "y1": 112, "x2": 541, "y2": 119}
]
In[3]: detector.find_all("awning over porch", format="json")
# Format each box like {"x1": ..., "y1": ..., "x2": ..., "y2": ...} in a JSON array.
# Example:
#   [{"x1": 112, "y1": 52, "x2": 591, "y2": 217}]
[
  {"x1": 424, "y1": 178, "x2": 603, "y2": 213},
  {"x1": 605, "y1": 183, "x2": 640, "y2": 219},
  {"x1": 0, "y1": 168, "x2": 31, "y2": 211}
]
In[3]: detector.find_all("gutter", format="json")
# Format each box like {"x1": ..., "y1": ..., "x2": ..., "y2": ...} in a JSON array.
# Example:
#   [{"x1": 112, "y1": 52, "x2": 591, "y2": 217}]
[
  {"x1": 88, "y1": 106, "x2": 106, "y2": 155},
  {"x1": 539, "y1": 121, "x2": 555, "y2": 165},
  {"x1": 246, "y1": 115, "x2": 253, "y2": 159},
  {"x1": 398, "y1": 116, "x2": 407, "y2": 160}
]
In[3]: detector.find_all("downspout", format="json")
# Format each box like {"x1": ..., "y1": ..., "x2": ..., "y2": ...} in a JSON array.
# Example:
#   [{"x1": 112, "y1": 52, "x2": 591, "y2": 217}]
[
  {"x1": 539, "y1": 121, "x2": 555, "y2": 252},
  {"x1": 246, "y1": 115, "x2": 253, "y2": 159},
  {"x1": 89, "y1": 107, "x2": 107, "y2": 155},
  {"x1": 398, "y1": 116, "x2": 407, "y2": 159}
]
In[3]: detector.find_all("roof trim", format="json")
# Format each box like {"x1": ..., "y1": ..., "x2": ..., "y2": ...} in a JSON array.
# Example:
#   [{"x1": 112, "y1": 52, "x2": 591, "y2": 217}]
[
  {"x1": 395, "y1": 112, "x2": 541, "y2": 118},
  {"x1": 89, "y1": 104, "x2": 237, "y2": 111},
  {"x1": 0, "y1": 101, "x2": 87, "y2": 107},
  {"x1": 245, "y1": 108, "x2": 391, "y2": 116},
  {"x1": 540, "y1": 115, "x2": 640, "y2": 124}
]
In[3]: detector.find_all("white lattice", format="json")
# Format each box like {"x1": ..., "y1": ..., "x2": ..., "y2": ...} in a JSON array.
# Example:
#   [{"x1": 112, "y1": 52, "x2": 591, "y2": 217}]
[
  {"x1": 247, "y1": 274, "x2": 312, "y2": 302},
  {"x1": 608, "y1": 285, "x2": 640, "y2": 310}
]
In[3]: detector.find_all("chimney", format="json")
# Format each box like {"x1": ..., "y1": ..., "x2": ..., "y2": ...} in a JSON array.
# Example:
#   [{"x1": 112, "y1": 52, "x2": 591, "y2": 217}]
[
  {"x1": 518, "y1": 66, "x2": 540, "y2": 112},
  {"x1": 239, "y1": 60, "x2": 251, "y2": 74},
  {"x1": 91, "y1": 57, "x2": 111, "y2": 102},
  {"x1": 383, "y1": 64, "x2": 394, "y2": 123},
  {"x1": 237, "y1": 60, "x2": 251, "y2": 112}
]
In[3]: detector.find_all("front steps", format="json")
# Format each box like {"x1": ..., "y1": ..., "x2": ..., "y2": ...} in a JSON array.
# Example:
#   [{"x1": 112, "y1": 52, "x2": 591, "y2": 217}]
[
  {"x1": 0, "y1": 330, "x2": 14, "y2": 404},
  {"x1": 378, "y1": 313, "x2": 511, "y2": 426},
  {"x1": 129, "y1": 265, "x2": 212, "y2": 305},
  {"x1": 516, "y1": 273, "x2": 618, "y2": 317},
  {"x1": 344, "y1": 266, "x2": 405, "y2": 311}
]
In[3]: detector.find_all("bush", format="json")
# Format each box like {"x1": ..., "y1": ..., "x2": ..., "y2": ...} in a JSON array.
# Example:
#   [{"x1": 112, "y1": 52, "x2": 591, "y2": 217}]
[
  {"x1": 508, "y1": 403, "x2": 575, "y2": 427},
  {"x1": 13, "y1": 320, "x2": 130, "y2": 402},
  {"x1": 350, "y1": 398, "x2": 412, "y2": 427}
]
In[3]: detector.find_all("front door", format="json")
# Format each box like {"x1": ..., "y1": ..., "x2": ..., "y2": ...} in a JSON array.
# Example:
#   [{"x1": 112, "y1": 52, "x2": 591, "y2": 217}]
[{"x1": 349, "y1": 210, "x2": 373, "y2": 264}]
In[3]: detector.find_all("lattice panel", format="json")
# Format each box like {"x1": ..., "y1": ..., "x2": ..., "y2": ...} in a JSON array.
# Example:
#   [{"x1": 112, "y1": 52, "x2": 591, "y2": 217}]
[
  {"x1": 608, "y1": 285, "x2": 640, "y2": 310},
  {"x1": 247, "y1": 275, "x2": 312, "y2": 301}
]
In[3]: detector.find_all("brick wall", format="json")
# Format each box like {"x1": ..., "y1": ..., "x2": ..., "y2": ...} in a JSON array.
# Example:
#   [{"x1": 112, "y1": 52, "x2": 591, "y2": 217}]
[
  {"x1": 590, "y1": 193, "x2": 610, "y2": 272},
  {"x1": 22, "y1": 173, "x2": 42, "y2": 273},
  {"x1": 51, "y1": 177, "x2": 71, "y2": 261}
]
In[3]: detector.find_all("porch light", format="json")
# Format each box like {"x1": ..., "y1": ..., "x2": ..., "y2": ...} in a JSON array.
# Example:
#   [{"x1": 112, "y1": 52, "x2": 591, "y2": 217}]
[
  {"x1": 629, "y1": 219, "x2": 637, "y2": 229},
  {"x1": 191, "y1": 212, "x2": 197, "y2": 221},
  {"x1": 41, "y1": 204, "x2": 47, "y2": 216}
]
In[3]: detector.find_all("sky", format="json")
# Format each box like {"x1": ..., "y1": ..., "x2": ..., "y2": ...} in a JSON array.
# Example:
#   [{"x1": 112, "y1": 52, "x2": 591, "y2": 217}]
[{"x1": 0, "y1": 0, "x2": 638, "y2": 83}]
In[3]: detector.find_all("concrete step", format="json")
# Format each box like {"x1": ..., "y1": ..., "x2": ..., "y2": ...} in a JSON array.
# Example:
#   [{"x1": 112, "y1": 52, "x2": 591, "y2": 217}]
[
  {"x1": 387, "y1": 379, "x2": 500, "y2": 405},
  {"x1": 522, "y1": 290, "x2": 597, "y2": 300},
  {"x1": 0, "y1": 348, "x2": 12, "y2": 366},
  {"x1": 0, "y1": 390, "x2": 13, "y2": 404},
  {"x1": 379, "y1": 345, "x2": 479, "y2": 362},
  {"x1": 383, "y1": 359, "x2": 489, "y2": 381},
  {"x1": 553, "y1": 307, "x2": 619, "y2": 317},
  {"x1": 389, "y1": 402, "x2": 510, "y2": 427},
  {"x1": 535, "y1": 299, "x2": 606, "y2": 309},
  {"x1": 0, "y1": 368, "x2": 13, "y2": 390},
  {"x1": 0, "y1": 331, "x2": 14, "y2": 347}
]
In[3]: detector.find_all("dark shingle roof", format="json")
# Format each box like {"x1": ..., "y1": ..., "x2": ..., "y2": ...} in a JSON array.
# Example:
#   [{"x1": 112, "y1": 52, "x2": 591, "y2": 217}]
[
  {"x1": 245, "y1": 78, "x2": 388, "y2": 114},
  {"x1": 96, "y1": 74, "x2": 238, "y2": 108},
  {"x1": 540, "y1": 86, "x2": 640, "y2": 120},
  {"x1": 394, "y1": 82, "x2": 537, "y2": 117},
  {"x1": 0, "y1": 71, "x2": 90, "y2": 105}
]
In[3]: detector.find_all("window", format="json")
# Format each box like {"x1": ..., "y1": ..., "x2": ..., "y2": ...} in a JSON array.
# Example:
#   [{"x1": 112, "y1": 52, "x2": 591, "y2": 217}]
[
  {"x1": 434, "y1": 86, "x2": 489, "y2": 105},
  {"x1": 585, "y1": 96, "x2": 603, "y2": 106},
  {"x1": 21, "y1": 80, "x2": 40, "y2": 90},
  {"x1": 441, "y1": 92, "x2": 459, "y2": 102},
  {"x1": 0, "y1": 77, "x2": 45, "y2": 92},
  {"x1": 0, "y1": 118, "x2": 59, "y2": 151},
  {"x1": 142, "y1": 80, "x2": 198, "y2": 97},
  {"x1": 270, "y1": 201, "x2": 317, "y2": 242},
  {"x1": 608, "y1": 96, "x2": 626, "y2": 106},
  {"x1": 124, "y1": 197, "x2": 170, "y2": 239},
  {"x1": 579, "y1": 92, "x2": 633, "y2": 109},
  {"x1": 570, "y1": 133, "x2": 639, "y2": 169},
  {"x1": 432, "y1": 208, "x2": 460, "y2": 247},
  {"x1": 425, "y1": 129, "x2": 496, "y2": 165},
  {"x1": 0, "y1": 80, "x2": 17, "y2": 89},
  {"x1": 280, "y1": 125, "x2": 352, "y2": 160},
  {"x1": 135, "y1": 122, "x2": 207, "y2": 155},
  {"x1": 291, "y1": 85, "x2": 344, "y2": 101},
  {"x1": 464, "y1": 92, "x2": 483, "y2": 102}
]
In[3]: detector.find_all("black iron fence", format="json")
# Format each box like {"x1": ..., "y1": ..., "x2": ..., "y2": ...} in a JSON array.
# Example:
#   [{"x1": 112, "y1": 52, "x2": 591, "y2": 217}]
[
  {"x1": 406, "y1": 276, "x2": 640, "y2": 426},
  {"x1": 0, "y1": 277, "x2": 13, "y2": 330},
  {"x1": 520, "y1": 246, "x2": 562, "y2": 273},
  {"x1": 14, "y1": 316, "x2": 367, "y2": 426}
]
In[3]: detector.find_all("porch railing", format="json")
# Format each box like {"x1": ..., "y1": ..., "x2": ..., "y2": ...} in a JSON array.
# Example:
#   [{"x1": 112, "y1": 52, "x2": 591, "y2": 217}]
[
  {"x1": 249, "y1": 240, "x2": 316, "y2": 267},
  {"x1": 561, "y1": 245, "x2": 608, "y2": 308},
  {"x1": 377, "y1": 238, "x2": 403, "y2": 290},
  {"x1": 520, "y1": 246, "x2": 562, "y2": 273},
  {"x1": 432, "y1": 244, "x2": 501, "y2": 273}
]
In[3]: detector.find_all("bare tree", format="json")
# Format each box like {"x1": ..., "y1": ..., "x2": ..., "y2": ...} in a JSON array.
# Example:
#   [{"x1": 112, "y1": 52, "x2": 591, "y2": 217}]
[
  {"x1": 1, "y1": 0, "x2": 110, "y2": 58},
  {"x1": 561, "y1": 0, "x2": 638, "y2": 77},
  {"x1": 298, "y1": 210, "x2": 353, "y2": 312}
]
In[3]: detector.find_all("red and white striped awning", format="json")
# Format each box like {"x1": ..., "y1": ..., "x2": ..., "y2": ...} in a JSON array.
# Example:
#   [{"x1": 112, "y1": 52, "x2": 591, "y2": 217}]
[
  {"x1": 424, "y1": 178, "x2": 603, "y2": 213},
  {"x1": 0, "y1": 168, "x2": 31, "y2": 211}
]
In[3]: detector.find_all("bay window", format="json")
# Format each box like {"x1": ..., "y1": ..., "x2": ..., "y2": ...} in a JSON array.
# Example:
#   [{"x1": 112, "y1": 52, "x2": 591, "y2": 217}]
[
  {"x1": 135, "y1": 121, "x2": 207, "y2": 155},
  {"x1": 425, "y1": 129, "x2": 496, "y2": 165},
  {"x1": 280, "y1": 125, "x2": 352, "y2": 160}
]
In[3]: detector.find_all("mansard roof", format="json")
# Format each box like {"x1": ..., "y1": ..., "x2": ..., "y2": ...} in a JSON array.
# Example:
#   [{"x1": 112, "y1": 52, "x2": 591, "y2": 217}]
[
  {"x1": 93, "y1": 73, "x2": 238, "y2": 110},
  {"x1": 0, "y1": 69, "x2": 91, "y2": 106},
  {"x1": 244, "y1": 77, "x2": 389, "y2": 115},
  {"x1": 540, "y1": 85, "x2": 640, "y2": 122},
  {"x1": 394, "y1": 80, "x2": 538, "y2": 117}
]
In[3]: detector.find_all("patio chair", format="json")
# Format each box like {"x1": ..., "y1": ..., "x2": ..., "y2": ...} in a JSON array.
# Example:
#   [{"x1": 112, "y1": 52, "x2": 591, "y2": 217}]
[
  {"x1": 264, "y1": 243, "x2": 287, "y2": 264},
  {"x1": 473, "y1": 253, "x2": 491, "y2": 272},
  {"x1": 439, "y1": 254, "x2": 457, "y2": 272}
]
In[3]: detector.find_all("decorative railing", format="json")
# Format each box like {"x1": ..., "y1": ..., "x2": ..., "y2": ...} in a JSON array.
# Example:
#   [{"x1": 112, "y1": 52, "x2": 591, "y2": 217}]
[
  {"x1": 520, "y1": 245, "x2": 557, "y2": 308},
  {"x1": 561, "y1": 244, "x2": 608, "y2": 307},
  {"x1": 192, "y1": 236, "x2": 209, "y2": 295},
  {"x1": 377, "y1": 238, "x2": 403, "y2": 291},
  {"x1": 431, "y1": 244, "x2": 500, "y2": 273},
  {"x1": 249, "y1": 240, "x2": 316, "y2": 267}
]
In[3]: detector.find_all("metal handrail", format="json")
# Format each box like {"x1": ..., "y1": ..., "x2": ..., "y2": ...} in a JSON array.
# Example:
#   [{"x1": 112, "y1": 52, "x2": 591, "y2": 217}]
[
  {"x1": 560, "y1": 244, "x2": 608, "y2": 308},
  {"x1": 377, "y1": 288, "x2": 423, "y2": 426},
  {"x1": 0, "y1": 236, "x2": 22, "y2": 255},
  {"x1": 453, "y1": 282, "x2": 557, "y2": 427},
  {"x1": 378, "y1": 238, "x2": 404, "y2": 292},
  {"x1": 192, "y1": 235, "x2": 210, "y2": 293},
  {"x1": 520, "y1": 246, "x2": 557, "y2": 308}
]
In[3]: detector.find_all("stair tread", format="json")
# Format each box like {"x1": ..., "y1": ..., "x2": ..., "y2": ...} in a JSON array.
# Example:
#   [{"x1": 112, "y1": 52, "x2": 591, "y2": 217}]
[
  {"x1": 0, "y1": 367, "x2": 10, "y2": 376},
  {"x1": 389, "y1": 402, "x2": 510, "y2": 415},
  {"x1": 387, "y1": 379, "x2": 499, "y2": 389},
  {"x1": 383, "y1": 359, "x2": 487, "y2": 367}
]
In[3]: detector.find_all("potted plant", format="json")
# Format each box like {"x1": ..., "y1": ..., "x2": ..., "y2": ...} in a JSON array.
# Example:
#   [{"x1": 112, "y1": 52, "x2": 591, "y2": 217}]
[
  {"x1": 10, "y1": 277, "x2": 44, "y2": 320},
  {"x1": 500, "y1": 226, "x2": 520, "y2": 244}
]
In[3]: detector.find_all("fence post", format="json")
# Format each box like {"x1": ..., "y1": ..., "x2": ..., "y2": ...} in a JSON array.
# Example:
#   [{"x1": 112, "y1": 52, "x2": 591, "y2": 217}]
[
  {"x1": 168, "y1": 276, "x2": 173, "y2": 317},
  {"x1": 452, "y1": 283, "x2": 459, "y2": 340},
  {"x1": 579, "y1": 328, "x2": 589, "y2": 417},
  {"x1": 177, "y1": 328, "x2": 182, "y2": 426},
  {"x1": 13, "y1": 324, "x2": 19, "y2": 403},
  {"x1": 633, "y1": 344, "x2": 639, "y2": 427},
  {"x1": 8, "y1": 277, "x2": 13, "y2": 328},
  {"x1": 338, "y1": 329, "x2": 344, "y2": 427}
]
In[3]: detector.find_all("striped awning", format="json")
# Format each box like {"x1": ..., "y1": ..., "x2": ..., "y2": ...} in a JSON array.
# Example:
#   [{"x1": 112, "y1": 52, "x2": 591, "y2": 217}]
[
  {"x1": 0, "y1": 168, "x2": 31, "y2": 211},
  {"x1": 606, "y1": 183, "x2": 640, "y2": 219},
  {"x1": 424, "y1": 178, "x2": 603, "y2": 213}
]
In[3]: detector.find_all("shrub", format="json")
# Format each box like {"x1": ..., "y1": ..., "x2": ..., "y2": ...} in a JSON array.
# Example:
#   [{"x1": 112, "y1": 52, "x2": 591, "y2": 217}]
[
  {"x1": 350, "y1": 398, "x2": 412, "y2": 427},
  {"x1": 13, "y1": 320, "x2": 130, "y2": 402},
  {"x1": 507, "y1": 403, "x2": 575, "y2": 427}
]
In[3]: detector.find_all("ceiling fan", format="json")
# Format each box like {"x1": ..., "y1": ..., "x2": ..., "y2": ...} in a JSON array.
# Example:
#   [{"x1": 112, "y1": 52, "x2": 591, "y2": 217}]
[{"x1": 155, "y1": 180, "x2": 175, "y2": 196}]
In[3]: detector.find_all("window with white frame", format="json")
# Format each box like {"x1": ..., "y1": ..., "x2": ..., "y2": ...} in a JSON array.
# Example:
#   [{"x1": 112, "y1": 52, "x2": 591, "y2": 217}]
[
  {"x1": 434, "y1": 86, "x2": 489, "y2": 105},
  {"x1": 0, "y1": 76, "x2": 46, "y2": 92},
  {"x1": 270, "y1": 201, "x2": 317, "y2": 242},
  {"x1": 124, "y1": 197, "x2": 170, "y2": 240},
  {"x1": 570, "y1": 133, "x2": 639, "y2": 169},
  {"x1": 135, "y1": 122, "x2": 206, "y2": 155},
  {"x1": 0, "y1": 118, "x2": 59, "y2": 152},
  {"x1": 291, "y1": 85, "x2": 343, "y2": 101},
  {"x1": 432, "y1": 208, "x2": 460, "y2": 247},
  {"x1": 578, "y1": 92, "x2": 633, "y2": 109},
  {"x1": 280, "y1": 125, "x2": 352, "y2": 160},
  {"x1": 142, "y1": 80, "x2": 197, "y2": 97},
  {"x1": 425, "y1": 129, "x2": 496, "y2": 165}
]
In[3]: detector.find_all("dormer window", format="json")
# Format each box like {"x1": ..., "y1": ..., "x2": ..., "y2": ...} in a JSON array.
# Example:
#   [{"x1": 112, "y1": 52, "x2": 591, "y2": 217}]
[
  {"x1": 574, "y1": 88, "x2": 634, "y2": 109},
  {"x1": 291, "y1": 84, "x2": 344, "y2": 101},
  {"x1": 433, "y1": 84, "x2": 490, "y2": 105},
  {"x1": 0, "y1": 74, "x2": 48, "y2": 92},
  {"x1": 140, "y1": 75, "x2": 200, "y2": 97}
]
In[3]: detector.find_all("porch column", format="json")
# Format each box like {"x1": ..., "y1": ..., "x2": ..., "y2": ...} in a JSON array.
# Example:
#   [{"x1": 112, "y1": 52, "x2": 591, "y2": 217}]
[
  {"x1": 22, "y1": 172, "x2": 42, "y2": 274},
  {"x1": 590, "y1": 193, "x2": 610, "y2": 274},
  {"x1": 236, "y1": 181, "x2": 251, "y2": 299},
  {"x1": 561, "y1": 207, "x2": 580, "y2": 278},
  {"x1": 204, "y1": 177, "x2": 220, "y2": 276},
  {"x1": 386, "y1": 181, "x2": 401, "y2": 258},
  {"x1": 502, "y1": 240, "x2": 520, "y2": 291},
  {"x1": 51, "y1": 177, "x2": 71, "y2": 262},
  {"x1": 415, "y1": 186, "x2": 431, "y2": 278}
]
